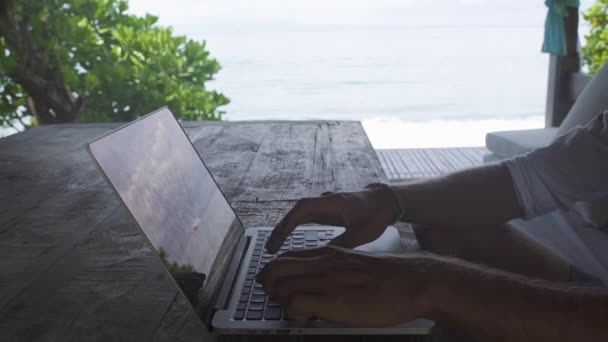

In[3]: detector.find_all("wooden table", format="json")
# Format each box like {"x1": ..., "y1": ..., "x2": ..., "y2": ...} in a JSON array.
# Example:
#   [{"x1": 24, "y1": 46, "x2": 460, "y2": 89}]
[{"x1": 0, "y1": 121, "x2": 395, "y2": 341}]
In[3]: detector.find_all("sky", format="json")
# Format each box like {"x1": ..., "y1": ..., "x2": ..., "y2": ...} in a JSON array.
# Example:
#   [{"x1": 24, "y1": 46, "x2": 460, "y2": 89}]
[{"x1": 127, "y1": 0, "x2": 595, "y2": 36}]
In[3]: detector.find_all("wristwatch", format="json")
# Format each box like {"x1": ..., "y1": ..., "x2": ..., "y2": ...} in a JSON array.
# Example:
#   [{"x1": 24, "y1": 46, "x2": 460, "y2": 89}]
[{"x1": 364, "y1": 182, "x2": 406, "y2": 223}]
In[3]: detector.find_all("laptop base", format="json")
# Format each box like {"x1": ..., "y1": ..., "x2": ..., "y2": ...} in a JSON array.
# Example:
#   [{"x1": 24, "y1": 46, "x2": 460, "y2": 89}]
[
  {"x1": 212, "y1": 226, "x2": 435, "y2": 335},
  {"x1": 212, "y1": 309, "x2": 434, "y2": 335}
]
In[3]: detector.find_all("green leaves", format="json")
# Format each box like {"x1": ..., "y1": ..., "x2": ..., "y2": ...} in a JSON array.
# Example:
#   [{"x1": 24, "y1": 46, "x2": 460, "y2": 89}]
[
  {"x1": 583, "y1": 0, "x2": 608, "y2": 74},
  {"x1": 0, "y1": 0, "x2": 229, "y2": 130},
  {"x1": 0, "y1": 75, "x2": 32, "y2": 130}
]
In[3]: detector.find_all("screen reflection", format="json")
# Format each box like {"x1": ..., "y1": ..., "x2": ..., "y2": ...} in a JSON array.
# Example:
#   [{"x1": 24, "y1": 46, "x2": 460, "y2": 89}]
[{"x1": 89, "y1": 108, "x2": 242, "y2": 309}]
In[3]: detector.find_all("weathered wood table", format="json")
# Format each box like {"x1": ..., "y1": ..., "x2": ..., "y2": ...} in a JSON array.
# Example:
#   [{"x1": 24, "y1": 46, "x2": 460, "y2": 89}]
[{"x1": 0, "y1": 121, "x2": 421, "y2": 342}]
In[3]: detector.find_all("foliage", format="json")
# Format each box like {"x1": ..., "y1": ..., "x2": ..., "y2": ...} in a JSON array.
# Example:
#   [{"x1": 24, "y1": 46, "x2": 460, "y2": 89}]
[
  {"x1": 0, "y1": 0, "x2": 229, "y2": 130},
  {"x1": 158, "y1": 247, "x2": 194, "y2": 274},
  {"x1": 0, "y1": 74, "x2": 31, "y2": 130},
  {"x1": 583, "y1": 0, "x2": 608, "y2": 74}
]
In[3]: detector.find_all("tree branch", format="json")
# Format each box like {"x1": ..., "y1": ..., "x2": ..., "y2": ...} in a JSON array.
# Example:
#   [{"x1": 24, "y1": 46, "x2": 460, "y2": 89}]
[
  {"x1": 0, "y1": 1, "x2": 83, "y2": 124},
  {"x1": 4, "y1": 116, "x2": 18, "y2": 130},
  {"x1": 15, "y1": 112, "x2": 27, "y2": 128}
]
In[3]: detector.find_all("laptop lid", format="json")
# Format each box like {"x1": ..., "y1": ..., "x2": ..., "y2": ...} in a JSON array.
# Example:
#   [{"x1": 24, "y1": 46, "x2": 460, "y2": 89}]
[{"x1": 87, "y1": 107, "x2": 243, "y2": 324}]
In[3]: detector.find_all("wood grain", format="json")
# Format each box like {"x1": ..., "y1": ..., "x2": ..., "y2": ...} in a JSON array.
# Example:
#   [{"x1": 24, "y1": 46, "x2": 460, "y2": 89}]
[
  {"x1": 0, "y1": 121, "x2": 404, "y2": 342},
  {"x1": 377, "y1": 147, "x2": 489, "y2": 180}
]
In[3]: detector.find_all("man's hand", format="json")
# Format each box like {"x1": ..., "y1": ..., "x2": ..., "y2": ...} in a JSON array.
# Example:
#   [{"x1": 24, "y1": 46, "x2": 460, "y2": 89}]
[
  {"x1": 257, "y1": 246, "x2": 432, "y2": 326},
  {"x1": 265, "y1": 189, "x2": 399, "y2": 253},
  {"x1": 259, "y1": 246, "x2": 608, "y2": 342}
]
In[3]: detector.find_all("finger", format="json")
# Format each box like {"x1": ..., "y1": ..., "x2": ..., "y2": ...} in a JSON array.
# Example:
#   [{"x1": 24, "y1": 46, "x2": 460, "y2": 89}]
[
  {"x1": 271, "y1": 270, "x2": 368, "y2": 299},
  {"x1": 270, "y1": 275, "x2": 333, "y2": 299},
  {"x1": 278, "y1": 245, "x2": 337, "y2": 259},
  {"x1": 266, "y1": 197, "x2": 336, "y2": 253},
  {"x1": 257, "y1": 256, "x2": 328, "y2": 288},
  {"x1": 328, "y1": 230, "x2": 360, "y2": 249},
  {"x1": 287, "y1": 293, "x2": 346, "y2": 322}
]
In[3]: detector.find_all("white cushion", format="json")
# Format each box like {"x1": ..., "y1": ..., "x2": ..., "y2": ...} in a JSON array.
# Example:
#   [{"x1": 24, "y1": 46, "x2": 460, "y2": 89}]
[{"x1": 485, "y1": 127, "x2": 559, "y2": 159}]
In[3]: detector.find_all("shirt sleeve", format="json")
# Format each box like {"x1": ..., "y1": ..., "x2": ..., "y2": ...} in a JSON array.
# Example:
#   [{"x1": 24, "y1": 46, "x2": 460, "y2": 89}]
[{"x1": 502, "y1": 111, "x2": 608, "y2": 219}]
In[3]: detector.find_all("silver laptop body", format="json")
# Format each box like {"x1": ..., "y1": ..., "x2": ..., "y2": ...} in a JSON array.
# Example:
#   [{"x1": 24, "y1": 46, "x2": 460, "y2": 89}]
[{"x1": 87, "y1": 107, "x2": 434, "y2": 335}]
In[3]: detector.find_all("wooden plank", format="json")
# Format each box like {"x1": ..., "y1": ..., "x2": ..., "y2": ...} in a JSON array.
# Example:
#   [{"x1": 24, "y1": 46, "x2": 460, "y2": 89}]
[
  {"x1": 233, "y1": 200, "x2": 298, "y2": 228},
  {"x1": 443, "y1": 149, "x2": 469, "y2": 168},
  {"x1": 0, "y1": 190, "x2": 118, "y2": 313},
  {"x1": 376, "y1": 148, "x2": 489, "y2": 181},
  {"x1": 220, "y1": 121, "x2": 386, "y2": 203},
  {"x1": 418, "y1": 149, "x2": 447, "y2": 173},
  {"x1": 383, "y1": 152, "x2": 402, "y2": 180},
  {"x1": 450, "y1": 148, "x2": 481, "y2": 166},
  {"x1": 151, "y1": 294, "x2": 211, "y2": 342},
  {"x1": 0, "y1": 125, "x2": 119, "y2": 228},
  {"x1": 411, "y1": 149, "x2": 437, "y2": 178},
  {"x1": 191, "y1": 122, "x2": 271, "y2": 199},
  {"x1": 226, "y1": 122, "x2": 327, "y2": 202},
  {"x1": 396, "y1": 149, "x2": 425, "y2": 179},
  {"x1": 0, "y1": 124, "x2": 121, "y2": 163},
  {"x1": 0, "y1": 205, "x2": 208, "y2": 341},
  {"x1": 0, "y1": 121, "x2": 387, "y2": 341},
  {"x1": 328, "y1": 121, "x2": 386, "y2": 191},
  {"x1": 0, "y1": 123, "x2": 224, "y2": 228},
  {"x1": 402, "y1": 149, "x2": 425, "y2": 178},
  {"x1": 427, "y1": 149, "x2": 455, "y2": 170},
  {"x1": 386, "y1": 152, "x2": 412, "y2": 180},
  {"x1": 384, "y1": 149, "x2": 409, "y2": 180}
]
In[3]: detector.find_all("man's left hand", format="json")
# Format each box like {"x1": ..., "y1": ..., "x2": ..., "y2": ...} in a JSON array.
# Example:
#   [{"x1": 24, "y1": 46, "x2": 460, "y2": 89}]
[{"x1": 257, "y1": 246, "x2": 434, "y2": 326}]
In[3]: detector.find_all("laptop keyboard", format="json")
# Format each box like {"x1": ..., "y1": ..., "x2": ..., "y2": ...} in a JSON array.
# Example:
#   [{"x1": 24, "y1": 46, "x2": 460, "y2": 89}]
[{"x1": 233, "y1": 229, "x2": 333, "y2": 321}]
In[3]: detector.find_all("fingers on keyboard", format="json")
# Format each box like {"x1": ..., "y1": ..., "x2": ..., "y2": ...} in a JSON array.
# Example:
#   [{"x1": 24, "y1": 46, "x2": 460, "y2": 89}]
[{"x1": 234, "y1": 229, "x2": 333, "y2": 321}]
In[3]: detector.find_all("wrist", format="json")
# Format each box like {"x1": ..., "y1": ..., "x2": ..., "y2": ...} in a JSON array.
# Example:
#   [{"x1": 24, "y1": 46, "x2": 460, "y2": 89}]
[{"x1": 364, "y1": 183, "x2": 405, "y2": 223}]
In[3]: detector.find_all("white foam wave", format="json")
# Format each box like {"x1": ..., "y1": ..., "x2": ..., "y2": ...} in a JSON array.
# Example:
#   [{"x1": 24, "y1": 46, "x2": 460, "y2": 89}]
[{"x1": 362, "y1": 116, "x2": 544, "y2": 149}]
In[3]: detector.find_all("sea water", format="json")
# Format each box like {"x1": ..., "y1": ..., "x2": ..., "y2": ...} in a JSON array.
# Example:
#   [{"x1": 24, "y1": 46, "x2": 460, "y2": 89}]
[
  {"x1": 2, "y1": 1, "x2": 594, "y2": 147},
  {"x1": 176, "y1": 0, "x2": 592, "y2": 148},
  {"x1": 203, "y1": 26, "x2": 549, "y2": 148}
]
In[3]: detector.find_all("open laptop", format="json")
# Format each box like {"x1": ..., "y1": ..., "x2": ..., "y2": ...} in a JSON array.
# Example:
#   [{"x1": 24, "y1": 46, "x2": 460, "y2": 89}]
[{"x1": 87, "y1": 107, "x2": 434, "y2": 335}]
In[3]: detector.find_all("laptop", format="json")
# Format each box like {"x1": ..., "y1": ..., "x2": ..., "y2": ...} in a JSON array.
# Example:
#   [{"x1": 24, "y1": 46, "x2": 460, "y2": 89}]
[{"x1": 87, "y1": 107, "x2": 434, "y2": 335}]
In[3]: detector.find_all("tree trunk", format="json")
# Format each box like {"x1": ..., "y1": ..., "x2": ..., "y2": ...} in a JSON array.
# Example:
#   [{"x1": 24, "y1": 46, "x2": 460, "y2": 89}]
[{"x1": 0, "y1": 1, "x2": 84, "y2": 125}]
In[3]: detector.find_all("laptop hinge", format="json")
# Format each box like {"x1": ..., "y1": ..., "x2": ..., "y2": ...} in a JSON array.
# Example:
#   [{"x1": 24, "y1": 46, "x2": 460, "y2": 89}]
[{"x1": 213, "y1": 235, "x2": 249, "y2": 312}]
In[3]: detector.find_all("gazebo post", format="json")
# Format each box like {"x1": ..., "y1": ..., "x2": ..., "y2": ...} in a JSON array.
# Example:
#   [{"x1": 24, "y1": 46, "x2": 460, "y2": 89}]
[{"x1": 545, "y1": 6, "x2": 583, "y2": 127}]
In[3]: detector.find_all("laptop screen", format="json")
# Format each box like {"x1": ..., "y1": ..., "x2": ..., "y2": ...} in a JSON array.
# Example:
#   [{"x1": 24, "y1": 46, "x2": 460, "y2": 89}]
[{"x1": 88, "y1": 108, "x2": 242, "y2": 316}]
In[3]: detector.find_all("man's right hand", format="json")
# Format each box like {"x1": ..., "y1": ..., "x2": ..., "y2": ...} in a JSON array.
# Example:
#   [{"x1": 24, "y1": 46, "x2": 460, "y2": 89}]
[{"x1": 265, "y1": 188, "x2": 400, "y2": 253}]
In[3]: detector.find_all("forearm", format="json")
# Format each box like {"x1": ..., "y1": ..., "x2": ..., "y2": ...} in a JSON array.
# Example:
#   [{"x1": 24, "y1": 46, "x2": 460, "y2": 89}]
[
  {"x1": 422, "y1": 256, "x2": 608, "y2": 341},
  {"x1": 392, "y1": 163, "x2": 522, "y2": 227}
]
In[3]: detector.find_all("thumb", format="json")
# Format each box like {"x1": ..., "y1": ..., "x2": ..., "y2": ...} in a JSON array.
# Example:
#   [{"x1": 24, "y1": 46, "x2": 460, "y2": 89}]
[{"x1": 328, "y1": 230, "x2": 359, "y2": 249}]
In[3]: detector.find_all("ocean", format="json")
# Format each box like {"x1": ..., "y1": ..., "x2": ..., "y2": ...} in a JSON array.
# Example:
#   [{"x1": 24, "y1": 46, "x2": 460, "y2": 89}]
[
  {"x1": 1, "y1": 0, "x2": 595, "y2": 146},
  {"x1": 202, "y1": 26, "x2": 549, "y2": 147},
  {"x1": 162, "y1": 0, "x2": 592, "y2": 148}
]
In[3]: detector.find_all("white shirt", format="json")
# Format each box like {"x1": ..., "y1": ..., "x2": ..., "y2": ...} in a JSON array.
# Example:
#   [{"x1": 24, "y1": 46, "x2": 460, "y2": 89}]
[{"x1": 503, "y1": 111, "x2": 608, "y2": 282}]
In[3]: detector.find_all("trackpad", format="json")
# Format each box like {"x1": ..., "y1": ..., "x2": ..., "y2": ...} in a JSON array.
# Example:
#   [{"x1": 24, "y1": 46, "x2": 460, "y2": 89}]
[{"x1": 354, "y1": 226, "x2": 403, "y2": 253}]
